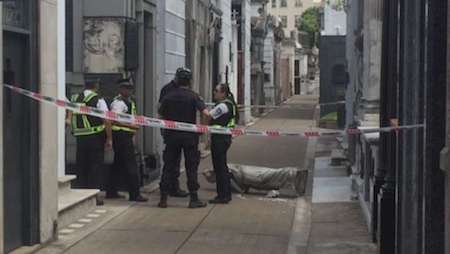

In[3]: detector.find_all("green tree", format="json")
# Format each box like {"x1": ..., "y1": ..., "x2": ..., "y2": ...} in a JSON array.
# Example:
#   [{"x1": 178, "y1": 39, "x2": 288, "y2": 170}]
[{"x1": 296, "y1": 7, "x2": 321, "y2": 48}]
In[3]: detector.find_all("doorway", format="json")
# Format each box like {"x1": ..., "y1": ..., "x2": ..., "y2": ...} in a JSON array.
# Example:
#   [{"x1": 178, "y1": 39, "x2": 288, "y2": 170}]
[{"x1": 3, "y1": 30, "x2": 39, "y2": 252}]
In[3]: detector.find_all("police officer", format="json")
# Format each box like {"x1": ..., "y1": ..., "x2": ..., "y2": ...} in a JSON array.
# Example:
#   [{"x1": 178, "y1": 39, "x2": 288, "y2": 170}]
[
  {"x1": 158, "y1": 77, "x2": 189, "y2": 198},
  {"x1": 68, "y1": 78, "x2": 113, "y2": 205},
  {"x1": 208, "y1": 84, "x2": 238, "y2": 204},
  {"x1": 158, "y1": 67, "x2": 210, "y2": 208},
  {"x1": 106, "y1": 79, "x2": 148, "y2": 202}
]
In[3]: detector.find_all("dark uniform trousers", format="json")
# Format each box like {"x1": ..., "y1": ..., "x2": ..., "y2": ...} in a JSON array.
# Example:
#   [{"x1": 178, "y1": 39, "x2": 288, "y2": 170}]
[
  {"x1": 107, "y1": 131, "x2": 140, "y2": 199},
  {"x1": 211, "y1": 134, "x2": 232, "y2": 200},
  {"x1": 76, "y1": 132, "x2": 105, "y2": 189},
  {"x1": 160, "y1": 133, "x2": 200, "y2": 195},
  {"x1": 162, "y1": 131, "x2": 182, "y2": 193}
]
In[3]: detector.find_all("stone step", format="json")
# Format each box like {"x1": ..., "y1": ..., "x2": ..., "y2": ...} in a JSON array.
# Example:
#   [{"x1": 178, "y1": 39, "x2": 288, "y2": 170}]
[
  {"x1": 314, "y1": 157, "x2": 348, "y2": 177},
  {"x1": 58, "y1": 189, "x2": 99, "y2": 229},
  {"x1": 58, "y1": 175, "x2": 77, "y2": 194},
  {"x1": 330, "y1": 149, "x2": 347, "y2": 166}
]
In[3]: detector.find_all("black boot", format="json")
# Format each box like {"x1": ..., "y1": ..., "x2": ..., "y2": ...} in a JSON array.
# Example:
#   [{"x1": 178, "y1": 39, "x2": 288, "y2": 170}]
[
  {"x1": 169, "y1": 189, "x2": 189, "y2": 198},
  {"x1": 158, "y1": 194, "x2": 168, "y2": 208},
  {"x1": 209, "y1": 196, "x2": 231, "y2": 204},
  {"x1": 130, "y1": 194, "x2": 148, "y2": 202},
  {"x1": 188, "y1": 193, "x2": 207, "y2": 208}
]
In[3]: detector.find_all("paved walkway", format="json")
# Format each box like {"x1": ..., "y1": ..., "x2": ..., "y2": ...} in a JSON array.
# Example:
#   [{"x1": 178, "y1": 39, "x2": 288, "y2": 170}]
[
  {"x1": 306, "y1": 136, "x2": 377, "y2": 254},
  {"x1": 38, "y1": 96, "x2": 317, "y2": 254}
]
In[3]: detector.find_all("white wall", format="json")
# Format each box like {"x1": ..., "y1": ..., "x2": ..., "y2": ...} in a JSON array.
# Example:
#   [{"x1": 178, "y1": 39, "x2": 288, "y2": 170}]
[
  {"x1": 231, "y1": 19, "x2": 239, "y2": 98},
  {"x1": 300, "y1": 54, "x2": 308, "y2": 77},
  {"x1": 321, "y1": 4, "x2": 347, "y2": 36},
  {"x1": 40, "y1": 0, "x2": 59, "y2": 243},
  {"x1": 345, "y1": 0, "x2": 361, "y2": 126},
  {"x1": 164, "y1": 0, "x2": 186, "y2": 83},
  {"x1": 264, "y1": 31, "x2": 275, "y2": 105},
  {"x1": 243, "y1": 0, "x2": 252, "y2": 121},
  {"x1": 219, "y1": 0, "x2": 233, "y2": 86},
  {"x1": 155, "y1": 0, "x2": 187, "y2": 156},
  {"x1": 362, "y1": 0, "x2": 381, "y2": 104}
]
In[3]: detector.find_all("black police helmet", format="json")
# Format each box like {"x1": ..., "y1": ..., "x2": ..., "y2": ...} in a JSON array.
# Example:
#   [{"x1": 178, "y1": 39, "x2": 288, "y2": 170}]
[
  {"x1": 117, "y1": 78, "x2": 134, "y2": 89},
  {"x1": 175, "y1": 67, "x2": 193, "y2": 81}
]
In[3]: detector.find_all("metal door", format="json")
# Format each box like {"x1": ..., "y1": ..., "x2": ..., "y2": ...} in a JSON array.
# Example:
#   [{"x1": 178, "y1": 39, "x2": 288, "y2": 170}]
[
  {"x1": 3, "y1": 1, "x2": 40, "y2": 251},
  {"x1": 294, "y1": 78, "x2": 301, "y2": 95},
  {"x1": 3, "y1": 31, "x2": 26, "y2": 253}
]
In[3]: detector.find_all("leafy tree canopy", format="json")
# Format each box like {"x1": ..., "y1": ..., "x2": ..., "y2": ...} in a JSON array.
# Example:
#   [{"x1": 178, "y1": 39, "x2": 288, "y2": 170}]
[
  {"x1": 296, "y1": 7, "x2": 321, "y2": 48},
  {"x1": 297, "y1": 7, "x2": 320, "y2": 35}
]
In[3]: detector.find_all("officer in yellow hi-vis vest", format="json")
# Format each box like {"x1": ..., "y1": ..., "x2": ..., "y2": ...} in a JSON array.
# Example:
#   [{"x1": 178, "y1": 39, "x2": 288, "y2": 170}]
[
  {"x1": 208, "y1": 83, "x2": 238, "y2": 204},
  {"x1": 106, "y1": 79, "x2": 148, "y2": 202},
  {"x1": 68, "y1": 78, "x2": 112, "y2": 205}
]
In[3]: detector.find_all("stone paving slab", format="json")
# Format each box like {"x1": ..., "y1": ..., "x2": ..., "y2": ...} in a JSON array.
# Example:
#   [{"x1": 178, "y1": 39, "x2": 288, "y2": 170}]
[
  {"x1": 314, "y1": 157, "x2": 348, "y2": 178},
  {"x1": 312, "y1": 177, "x2": 352, "y2": 203},
  {"x1": 307, "y1": 135, "x2": 376, "y2": 254},
  {"x1": 179, "y1": 230, "x2": 289, "y2": 254},
  {"x1": 307, "y1": 203, "x2": 376, "y2": 254},
  {"x1": 65, "y1": 229, "x2": 187, "y2": 254}
]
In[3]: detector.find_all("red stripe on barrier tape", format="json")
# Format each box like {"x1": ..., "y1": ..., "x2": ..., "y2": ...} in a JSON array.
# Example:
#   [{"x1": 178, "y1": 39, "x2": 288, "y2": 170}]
[
  {"x1": 79, "y1": 106, "x2": 91, "y2": 114},
  {"x1": 164, "y1": 120, "x2": 177, "y2": 129},
  {"x1": 231, "y1": 128, "x2": 244, "y2": 136},
  {"x1": 196, "y1": 125, "x2": 209, "y2": 133},
  {"x1": 105, "y1": 111, "x2": 118, "y2": 120},
  {"x1": 266, "y1": 130, "x2": 280, "y2": 137},
  {"x1": 2, "y1": 84, "x2": 426, "y2": 138},
  {"x1": 134, "y1": 115, "x2": 146, "y2": 125},
  {"x1": 304, "y1": 131, "x2": 320, "y2": 137},
  {"x1": 346, "y1": 128, "x2": 361, "y2": 135},
  {"x1": 33, "y1": 92, "x2": 43, "y2": 100},
  {"x1": 56, "y1": 99, "x2": 66, "y2": 107}
]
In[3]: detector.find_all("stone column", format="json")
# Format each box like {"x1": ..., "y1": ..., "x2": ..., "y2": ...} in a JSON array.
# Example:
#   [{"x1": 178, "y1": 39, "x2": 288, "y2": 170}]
[
  {"x1": 57, "y1": 0, "x2": 66, "y2": 177},
  {"x1": 361, "y1": 0, "x2": 382, "y2": 116},
  {"x1": 243, "y1": 0, "x2": 252, "y2": 122},
  {"x1": 39, "y1": 0, "x2": 59, "y2": 243}
]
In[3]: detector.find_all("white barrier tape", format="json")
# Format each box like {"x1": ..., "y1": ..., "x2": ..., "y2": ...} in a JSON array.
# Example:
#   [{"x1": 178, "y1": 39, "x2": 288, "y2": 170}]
[
  {"x1": 205, "y1": 100, "x2": 346, "y2": 109},
  {"x1": 4, "y1": 84, "x2": 424, "y2": 138},
  {"x1": 317, "y1": 101, "x2": 346, "y2": 106}
]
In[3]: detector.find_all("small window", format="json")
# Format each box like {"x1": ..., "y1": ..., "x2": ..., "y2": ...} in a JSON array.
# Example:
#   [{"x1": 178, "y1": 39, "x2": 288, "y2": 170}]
[
  {"x1": 272, "y1": 0, "x2": 276, "y2": 8},
  {"x1": 295, "y1": 0, "x2": 303, "y2": 7},
  {"x1": 280, "y1": 16, "x2": 287, "y2": 28},
  {"x1": 295, "y1": 15, "x2": 302, "y2": 28},
  {"x1": 280, "y1": 0, "x2": 287, "y2": 7},
  {"x1": 295, "y1": 60, "x2": 300, "y2": 76}
]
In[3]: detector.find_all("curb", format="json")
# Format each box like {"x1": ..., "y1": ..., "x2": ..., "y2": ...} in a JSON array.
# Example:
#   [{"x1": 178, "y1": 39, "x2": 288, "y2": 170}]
[{"x1": 286, "y1": 137, "x2": 317, "y2": 254}]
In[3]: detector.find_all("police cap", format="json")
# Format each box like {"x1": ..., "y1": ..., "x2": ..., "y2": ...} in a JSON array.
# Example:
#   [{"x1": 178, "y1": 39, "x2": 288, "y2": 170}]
[{"x1": 175, "y1": 67, "x2": 192, "y2": 81}]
